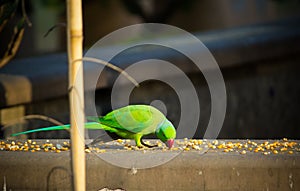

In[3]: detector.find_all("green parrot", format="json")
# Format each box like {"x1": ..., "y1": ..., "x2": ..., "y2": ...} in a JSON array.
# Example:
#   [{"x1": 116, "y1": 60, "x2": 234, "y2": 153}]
[{"x1": 12, "y1": 105, "x2": 176, "y2": 148}]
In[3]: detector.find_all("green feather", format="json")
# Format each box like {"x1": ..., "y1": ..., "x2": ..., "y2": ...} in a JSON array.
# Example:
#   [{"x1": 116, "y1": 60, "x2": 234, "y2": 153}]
[{"x1": 11, "y1": 122, "x2": 102, "y2": 137}]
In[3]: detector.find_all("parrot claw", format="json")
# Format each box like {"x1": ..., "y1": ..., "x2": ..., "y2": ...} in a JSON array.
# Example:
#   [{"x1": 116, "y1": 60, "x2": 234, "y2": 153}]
[{"x1": 141, "y1": 139, "x2": 158, "y2": 148}]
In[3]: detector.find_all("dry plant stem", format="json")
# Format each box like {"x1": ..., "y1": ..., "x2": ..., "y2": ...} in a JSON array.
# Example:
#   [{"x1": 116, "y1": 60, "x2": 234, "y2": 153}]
[
  {"x1": 67, "y1": 0, "x2": 85, "y2": 190},
  {"x1": 0, "y1": 0, "x2": 32, "y2": 68},
  {"x1": 21, "y1": 0, "x2": 32, "y2": 27},
  {"x1": 44, "y1": 23, "x2": 66, "y2": 37},
  {"x1": 73, "y1": 57, "x2": 140, "y2": 87},
  {"x1": 0, "y1": 27, "x2": 24, "y2": 68},
  {"x1": 1, "y1": 114, "x2": 65, "y2": 132}
]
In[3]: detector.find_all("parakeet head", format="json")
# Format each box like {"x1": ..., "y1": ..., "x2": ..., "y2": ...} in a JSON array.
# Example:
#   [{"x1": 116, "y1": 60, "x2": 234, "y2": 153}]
[{"x1": 155, "y1": 119, "x2": 176, "y2": 148}]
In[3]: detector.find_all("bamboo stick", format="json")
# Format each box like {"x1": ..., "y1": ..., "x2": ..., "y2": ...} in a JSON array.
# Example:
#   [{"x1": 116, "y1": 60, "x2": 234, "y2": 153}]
[{"x1": 66, "y1": 0, "x2": 85, "y2": 190}]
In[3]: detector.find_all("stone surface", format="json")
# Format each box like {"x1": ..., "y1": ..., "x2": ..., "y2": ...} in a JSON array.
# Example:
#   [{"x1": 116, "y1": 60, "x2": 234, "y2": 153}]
[{"x1": 0, "y1": 139, "x2": 299, "y2": 190}]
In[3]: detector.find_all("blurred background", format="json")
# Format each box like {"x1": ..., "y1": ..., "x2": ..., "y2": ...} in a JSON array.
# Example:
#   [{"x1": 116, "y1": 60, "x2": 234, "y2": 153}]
[
  {"x1": 1, "y1": 0, "x2": 300, "y2": 139},
  {"x1": 1, "y1": 0, "x2": 300, "y2": 58}
]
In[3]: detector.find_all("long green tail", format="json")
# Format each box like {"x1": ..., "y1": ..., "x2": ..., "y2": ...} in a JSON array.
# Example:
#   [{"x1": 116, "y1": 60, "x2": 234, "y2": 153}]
[{"x1": 11, "y1": 122, "x2": 102, "y2": 137}]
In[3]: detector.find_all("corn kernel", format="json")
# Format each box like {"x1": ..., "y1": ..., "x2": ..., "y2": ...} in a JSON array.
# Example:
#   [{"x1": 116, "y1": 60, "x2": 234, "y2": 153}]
[
  {"x1": 212, "y1": 140, "x2": 219, "y2": 145},
  {"x1": 224, "y1": 149, "x2": 229, "y2": 152},
  {"x1": 280, "y1": 147, "x2": 287, "y2": 152},
  {"x1": 98, "y1": 149, "x2": 106, "y2": 153},
  {"x1": 192, "y1": 145, "x2": 200, "y2": 150},
  {"x1": 61, "y1": 147, "x2": 69, "y2": 151}
]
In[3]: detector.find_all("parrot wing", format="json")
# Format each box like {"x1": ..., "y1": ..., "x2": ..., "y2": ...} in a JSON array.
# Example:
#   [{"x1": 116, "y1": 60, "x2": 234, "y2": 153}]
[{"x1": 89, "y1": 105, "x2": 158, "y2": 134}]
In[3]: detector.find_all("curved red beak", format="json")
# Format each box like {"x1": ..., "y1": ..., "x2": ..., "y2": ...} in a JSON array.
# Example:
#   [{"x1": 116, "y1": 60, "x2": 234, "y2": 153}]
[{"x1": 166, "y1": 139, "x2": 174, "y2": 149}]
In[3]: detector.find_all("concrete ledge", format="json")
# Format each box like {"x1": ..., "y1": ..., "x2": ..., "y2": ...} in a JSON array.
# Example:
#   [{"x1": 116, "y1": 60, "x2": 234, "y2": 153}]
[{"x1": 0, "y1": 139, "x2": 299, "y2": 190}]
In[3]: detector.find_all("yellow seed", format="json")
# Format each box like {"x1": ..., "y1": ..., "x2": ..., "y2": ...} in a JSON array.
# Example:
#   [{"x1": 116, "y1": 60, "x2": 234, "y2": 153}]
[
  {"x1": 241, "y1": 150, "x2": 246, "y2": 154},
  {"x1": 10, "y1": 146, "x2": 17, "y2": 151},
  {"x1": 98, "y1": 149, "x2": 106, "y2": 153},
  {"x1": 212, "y1": 140, "x2": 219, "y2": 145},
  {"x1": 283, "y1": 138, "x2": 288, "y2": 141},
  {"x1": 27, "y1": 140, "x2": 32, "y2": 144},
  {"x1": 288, "y1": 142, "x2": 297, "y2": 148},
  {"x1": 85, "y1": 149, "x2": 91, "y2": 153},
  {"x1": 61, "y1": 147, "x2": 69, "y2": 151},
  {"x1": 191, "y1": 140, "x2": 197, "y2": 145},
  {"x1": 116, "y1": 139, "x2": 123, "y2": 143},
  {"x1": 184, "y1": 147, "x2": 190, "y2": 151},
  {"x1": 197, "y1": 140, "x2": 203, "y2": 145},
  {"x1": 288, "y1": 151, "x2": 293, "y2": 154},
  {"x1": 32, "y1": 141, "x2": 36, "y2": 145},
  {"x1": 31, "y1": 149, "x2": 35, "y2": 153},
  {"x1": 56, "y1": 150, "x2": 61, "y2": 153},
  {"x1": 280, "y1": 147, "x2": 287, "y2": 152},
  {"x1": 44, "y1": 148, "x2": 49, "y2": 152},
  {"x1": 192, "y1": 145, "x2": 200, "y2": 150},
  {"x1": 224, "y1": 149, "x2": 229, "y2": 152},
  {"x1": 273, "y1": 150, "x2": 278, "y2": 154}
]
